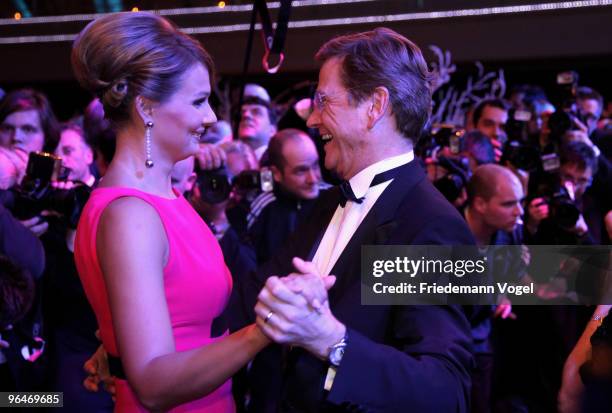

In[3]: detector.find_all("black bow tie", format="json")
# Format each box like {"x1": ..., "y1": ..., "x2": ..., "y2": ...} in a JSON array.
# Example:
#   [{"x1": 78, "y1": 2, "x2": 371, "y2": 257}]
[
  {"x1": 339, "y1": 180, "x2": 364, "y2": 207},
  {"x1": 338, "y1": 163, "x2": 410, "y2": 207}
]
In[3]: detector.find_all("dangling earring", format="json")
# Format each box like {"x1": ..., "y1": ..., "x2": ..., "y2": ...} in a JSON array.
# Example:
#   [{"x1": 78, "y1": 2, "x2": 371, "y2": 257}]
[{"x1": 145, "y1": 121, "x2": 154, "y2": 168}]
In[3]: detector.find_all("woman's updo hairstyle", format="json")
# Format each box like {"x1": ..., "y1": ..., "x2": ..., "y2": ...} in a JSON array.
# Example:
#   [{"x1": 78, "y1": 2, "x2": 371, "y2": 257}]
[{"x1": 71, "y1": 12, "x2": 215, "y2": 127}]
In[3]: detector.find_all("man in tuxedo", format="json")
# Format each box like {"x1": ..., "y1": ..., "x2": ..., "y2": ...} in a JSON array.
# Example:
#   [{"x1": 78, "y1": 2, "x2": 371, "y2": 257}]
[{"x1": 247, "y1": 28, "x2": 476, "y2": 412}]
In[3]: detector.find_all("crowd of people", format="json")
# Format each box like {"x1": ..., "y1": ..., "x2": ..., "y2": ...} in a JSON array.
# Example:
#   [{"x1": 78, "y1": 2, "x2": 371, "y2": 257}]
[{"x1": 0, "y1": 10, "x2": 611, "y2": 413}]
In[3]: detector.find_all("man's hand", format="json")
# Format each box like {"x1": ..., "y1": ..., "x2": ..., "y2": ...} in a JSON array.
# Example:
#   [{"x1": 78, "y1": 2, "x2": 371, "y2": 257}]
[
  {"x1": 0, "y1": 147, "x2": 27, "y2": 189},
  {"x1": 490, "y1": 137, "x2": 503, "y2": 162},
  {"x1": 537, "y1": 278, "x2": 569, "y2": 301},
  {"x1": 494, "y1": 295, "x2": 516, "y2": 319},
  {"x1": 488, "y1": 129, "x2": 507, "y2": 162},
  {"x1": 526, "y1": 198, "x2": 549, "y2": 234},
  {"x1": 569, "y1": 214, "x2": 589, "y2": 236},
  {"x1": 196, "y1": 143, "x2": 226, "y2": 170},
  {"x1": 83, "y1": 343, "x2": 116, "y2": 400},
  {"x1": 282, "y1": 257, "x2": 336, "y2": 312},
  {"x1": 20, "y1": 216, "x2": 49, "y2": 237},
  {"x1": 571, "y1": 117, "x2": 589, "y2": 135},
  {"x1": 255, "y1": 260, "x2": 345, "y2": 359}
]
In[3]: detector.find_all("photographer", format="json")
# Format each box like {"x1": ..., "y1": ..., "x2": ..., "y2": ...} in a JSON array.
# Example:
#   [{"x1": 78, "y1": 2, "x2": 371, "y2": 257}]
[
  {"x1": 0, "y1": 89, "x2": 60, "y2": 190},
  {"x1": 470, "y1": 99, "x2": 510, "y2": 161},
  {"x1": 428, "y1": 155, "x2": 471, "y2": 209},
  {"x1": 0, "y1": 89, "x2": 59, "y2": 154},
  {"x1": 37, "y1": 121, "x2": 109, "y2": 411},
  {"x1": 564, "y1": 130, "x2": 612, "y2": 244},
  {"x1": 183, "y1": 154, "x2": 233, "y2": 240},
  {"x1": 462, "y1": 130, "x2": 496, "y2": 172},
  {"x1": 465, "y1": 165, "x2": 525, "y2": 246},
  {"x1": 185, "y1": 156, "x2": 259, "y2": 351},
  {"x1": 421, "y1": 128, "x2": 476, "y2": 210},
  {"x1": 194, "y1": 140, "x2": 259, "y2": 238},
  {"x1": 545, "y1": 75, "x2": 602, "y2": 154},
  {"x1": 0, "y1": 89, "x2": 62, "y2": 237},
  {"x1": 526, "y1": 141, "x2": 599, "y2": 244},
  {"x1": 576, "y1": 86, "x2": 604, "y2": 137},
  {"x1": 516, "y1": 141, "x2": 609, "y2": 412},
  {"x1": 56, "y1": 123, "x2": 96, "y2": 188},
  {"x1": 463, "y1": 164, "x2": 527, "y2": 413},
  {"x1": 246, "y1": 128, "x2": 323, "y2": 265},
  {"x1": 221, "y1": 140, "x2": 259, "y2": 183},
  {"x1": 0, "y1": 89, "x2": 62, "y2": 391}
]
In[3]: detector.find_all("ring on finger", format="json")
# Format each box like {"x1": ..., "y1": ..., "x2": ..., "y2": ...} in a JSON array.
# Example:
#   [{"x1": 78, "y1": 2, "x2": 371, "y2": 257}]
[{"x1": 264, "y1": 311, "x2": 274, "y2": 324}]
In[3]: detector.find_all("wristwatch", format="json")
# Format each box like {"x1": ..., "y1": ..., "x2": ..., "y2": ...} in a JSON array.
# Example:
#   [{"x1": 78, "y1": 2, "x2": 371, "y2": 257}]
[{"x1": 328, "y1": 332, "x2": 348, "y2": 367}]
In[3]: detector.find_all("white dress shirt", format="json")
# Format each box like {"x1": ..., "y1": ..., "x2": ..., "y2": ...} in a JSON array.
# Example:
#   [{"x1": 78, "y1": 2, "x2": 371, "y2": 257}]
[{"x1": 312, "y1": 151, "x2": 414, "y2": 276}]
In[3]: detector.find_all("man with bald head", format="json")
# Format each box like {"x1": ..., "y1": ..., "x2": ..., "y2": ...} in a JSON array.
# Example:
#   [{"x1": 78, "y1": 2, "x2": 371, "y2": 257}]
[
  {"x1": 247, "y1": 128, "x2": 322, "y2": 264},
  {"x1": 466, "y1": 164, "x2": 525, "y2": 245},
  {"x1": 464, "y1": 164, "x2": 526, "y2": 413}
]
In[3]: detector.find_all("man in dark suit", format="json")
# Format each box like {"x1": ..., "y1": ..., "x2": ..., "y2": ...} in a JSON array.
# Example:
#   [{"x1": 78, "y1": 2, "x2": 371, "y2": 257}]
[
  {"x1": 79, "y1": 27, "x2": 476, "y2": 413},
  {"x1": 248, "y1": 28, "x2": 476, "y2": 412}
]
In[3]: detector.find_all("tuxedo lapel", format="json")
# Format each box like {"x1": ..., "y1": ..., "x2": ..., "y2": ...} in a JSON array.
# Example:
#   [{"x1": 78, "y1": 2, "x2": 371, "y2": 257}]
[
  {"x1": 279, "y1": 161, "x2": 430, "y2": 412},
  {"x1": 303, "y1": 187, "x2": 343, "y2": 261},
  {"x1": 327, "y1": 161, "x2": 427, "y2": 303}
]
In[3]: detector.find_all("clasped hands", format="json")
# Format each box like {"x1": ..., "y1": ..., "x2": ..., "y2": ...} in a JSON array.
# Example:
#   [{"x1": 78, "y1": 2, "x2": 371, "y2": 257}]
[
  {"x1": 255, "y1": 257, "x2": 346, "y2": 359},
  {"x1": 81, "y1": 257, "x2": 346, "y2": 396}
]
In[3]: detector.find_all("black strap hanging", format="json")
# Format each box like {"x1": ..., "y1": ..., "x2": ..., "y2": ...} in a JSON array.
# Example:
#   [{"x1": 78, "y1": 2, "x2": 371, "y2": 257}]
[
  {"x1": 234, "y1": 0, "x2": 293, "y2": 138},
  {"x1": 253, "y1": 0, "x2": 293, "y2": 74}
]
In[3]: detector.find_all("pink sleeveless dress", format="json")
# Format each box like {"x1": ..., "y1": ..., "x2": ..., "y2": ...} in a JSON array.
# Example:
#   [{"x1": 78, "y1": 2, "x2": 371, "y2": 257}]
[{"x1": 74, "y1": 187, "x2": 235, "y2": 413}]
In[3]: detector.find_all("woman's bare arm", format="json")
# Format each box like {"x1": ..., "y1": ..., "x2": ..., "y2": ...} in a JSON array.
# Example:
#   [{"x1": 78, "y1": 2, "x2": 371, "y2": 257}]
[{"x1": 98, "y1": 197, "x2": 268, "y2": 411}]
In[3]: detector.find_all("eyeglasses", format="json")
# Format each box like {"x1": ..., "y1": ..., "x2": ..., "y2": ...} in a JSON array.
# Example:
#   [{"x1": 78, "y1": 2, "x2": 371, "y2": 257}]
[
  {"x1": 312, "y1": 88, "x2": 358, "y2": 112},
  {"x1": 312, "y1": 91, "x2": 325, "y2": 112},
  {"x1": 312, "y1": 90, "x2": 330, "y2": 112}
]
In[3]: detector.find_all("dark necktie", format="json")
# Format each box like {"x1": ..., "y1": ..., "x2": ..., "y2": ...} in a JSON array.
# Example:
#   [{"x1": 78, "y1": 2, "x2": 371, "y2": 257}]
[{"x1": 338, "y1": 162, "x2": 409, "y2": 207}]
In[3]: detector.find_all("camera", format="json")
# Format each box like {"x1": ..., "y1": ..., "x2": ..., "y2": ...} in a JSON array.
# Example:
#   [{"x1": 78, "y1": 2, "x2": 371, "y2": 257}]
[
  {"x1": 530, "y1": 172, "x2": 580, "y2": 229},
  {"x1": 502, "y1": 108, "x2": 563, "y2": 173},
  {"x1": 501, "y1": 140, "x2": 541, "y2": 172},
  {"x1": 197, "y1": 167, "x2": 274, "y2": 204},
  {"x1": 417, "y1": 124, "x2": 464, "y2": 159},
  {"x1": 432, "y1": 156, "x2": 470, "y2": 205},
  {"x1": 547, "y1": 71, "x2": 588, "y2": 140},
  {"x1": 505, "y1": 108, "x2": 532, "y2": 143},
  {"x1": 0, "y1": 152, "x2": 92, "y2": 228}
]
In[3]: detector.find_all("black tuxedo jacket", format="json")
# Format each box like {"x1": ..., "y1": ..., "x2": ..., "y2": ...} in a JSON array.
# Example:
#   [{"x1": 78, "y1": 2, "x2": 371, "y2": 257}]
[{"x1": 242, "y1": 160, "x2": 475, "y2": 413}]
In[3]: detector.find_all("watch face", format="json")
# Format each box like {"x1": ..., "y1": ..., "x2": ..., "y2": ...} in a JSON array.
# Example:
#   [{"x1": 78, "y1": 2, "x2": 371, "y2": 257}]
[{"x1": 330, "y1": 346, "x2": 345, "y2": 366}]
